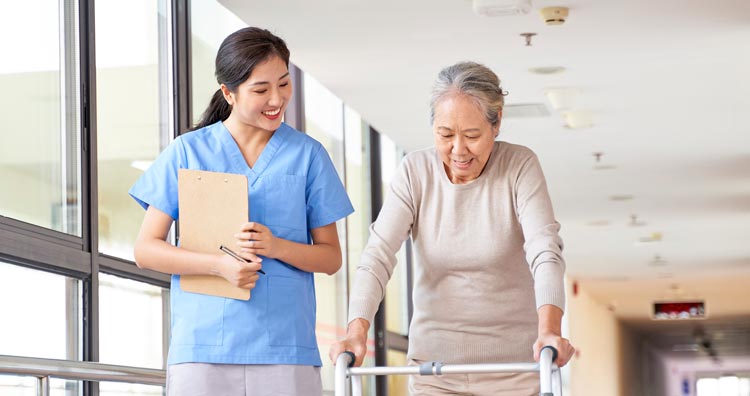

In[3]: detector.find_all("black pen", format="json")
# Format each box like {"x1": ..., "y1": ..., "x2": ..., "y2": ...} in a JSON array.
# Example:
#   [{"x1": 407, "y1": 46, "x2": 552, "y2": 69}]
[{"x1": 219, "y1": 245, "x2": 266, "y2": 275}]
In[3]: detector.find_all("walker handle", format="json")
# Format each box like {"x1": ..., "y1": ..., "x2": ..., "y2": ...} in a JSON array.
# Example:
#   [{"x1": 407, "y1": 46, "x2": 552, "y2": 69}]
[
  {"x1": 342, "y1": 351, "x2": 356, "y2": 368},
  {"x1": 540, "y1": 345, "x2": 558, "y2": 363}
]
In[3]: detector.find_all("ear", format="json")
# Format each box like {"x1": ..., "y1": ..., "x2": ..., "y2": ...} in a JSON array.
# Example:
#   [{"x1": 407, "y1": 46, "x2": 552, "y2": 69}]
[
  {"x1": 220, "y1": 84, "x2": 234, "y2": 106},
  {"x1": 495, "y1": 110, "x2": 502, "y2": 137}
]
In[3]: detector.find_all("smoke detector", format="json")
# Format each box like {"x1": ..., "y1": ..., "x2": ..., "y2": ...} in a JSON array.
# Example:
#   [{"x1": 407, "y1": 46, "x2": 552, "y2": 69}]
[
  {"x1": 540, "y1": 6, "x2": 569, "y2": 25},
  {"x1": 473, "y1": 0, "x2": 532, "y2": 16}
]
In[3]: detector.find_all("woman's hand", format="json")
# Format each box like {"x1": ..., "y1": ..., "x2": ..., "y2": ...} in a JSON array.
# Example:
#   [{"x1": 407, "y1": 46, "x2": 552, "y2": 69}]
[
  {"x1": 235, "y1": 222, "x2": 283, "y2": 259},
  {"x1": 533, "y1": 332, "x2": 575, "y2": 367},
  {"x1": 215, "y1": 252, "x2": 262, "y2": 290},
  {"x1": 329, "y1": 318, "x2": 369, "y2": 367}
]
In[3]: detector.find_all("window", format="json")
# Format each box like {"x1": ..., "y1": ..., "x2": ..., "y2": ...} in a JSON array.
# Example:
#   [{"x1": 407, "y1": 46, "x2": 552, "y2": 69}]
[
  {"x1": 190, "y1": 0, "x2": 246, "y2": 126},
  {"x1": 99, "y1": 274, "x2": 166, "y2": 369},
  {"x1": 380, "y1": 134, "x2": 410, "y2": 336},
  {"x1": 0, "y1": 0, "x2": 81, "y2": 235},
  {"x1": 0, "y1": 262, "x2": 80, "y2": 360},
  {"x1": 95, "y1": 0, "x2": 172, "y2": 260},
  {"x1": 303, "y1": 72, "x2": 349, "y2": 393}
]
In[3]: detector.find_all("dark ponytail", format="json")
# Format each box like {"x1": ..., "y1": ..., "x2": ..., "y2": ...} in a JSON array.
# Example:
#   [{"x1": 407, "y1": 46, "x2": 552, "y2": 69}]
[
  {"x1": 191, "y1": 27, "x2": 291, "y2": 132},
  {"x1": 195, "y1": 89, "x2": 233, "y2": 130}
]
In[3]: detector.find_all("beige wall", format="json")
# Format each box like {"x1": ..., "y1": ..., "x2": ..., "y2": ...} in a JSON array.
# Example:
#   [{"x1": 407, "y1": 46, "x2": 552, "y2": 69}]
[{"x1": 568, "y1": 280, "x2": 622, "y2": 395}]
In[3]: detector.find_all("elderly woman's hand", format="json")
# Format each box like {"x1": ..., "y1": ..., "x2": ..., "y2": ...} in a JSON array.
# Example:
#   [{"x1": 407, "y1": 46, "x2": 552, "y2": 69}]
[
  {"x1": 329, "y1": 318, "x2": 369, "y2": 367},
  {"x1": 533, "y1": 332, "x2": 575, "y2": 367}
]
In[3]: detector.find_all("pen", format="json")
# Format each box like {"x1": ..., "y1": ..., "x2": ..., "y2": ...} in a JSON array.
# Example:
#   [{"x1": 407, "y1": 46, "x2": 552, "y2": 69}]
[{"x1": 219, "y1": 245, "x2": 266, "y2": 275}]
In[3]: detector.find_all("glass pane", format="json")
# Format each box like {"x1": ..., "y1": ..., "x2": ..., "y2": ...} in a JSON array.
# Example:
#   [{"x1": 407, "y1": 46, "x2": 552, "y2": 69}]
[
  {"x1": 381, "y1": 135, "x2": 409, "y2": 335},
  {"x1": 0, "y1": 263, "x2": 80, "y2": 360},
  {"x1": 96, "y1": 0, "x2": 171, "y2": 259},
  {"x1": 386, "y1": 350, "x2": 409, "y2": 396},
  {"x1": 697, "y1": 378, "x2": 719, "y2": 396},
  {"x1": 190, "y1": 0, "x2": 246, "y2": 126},
  {"x1": 0, "y1": 377, "x2": 80, "y2": 396},
  {"x1": 345, "y1": 107, "x2": 371, "y2": 289},
  {"x1": 99, "y1": 273, "x2": 165, "y2": 369},
  {"x1": 303, "y1": 72, "x2": 348, "y2": 393},
  {"x1": 0, "y1": 0, "x2": 81, "y2": 235},
  {"x1": 100, "y1": 382, "x2": 164, "y2": 396}
]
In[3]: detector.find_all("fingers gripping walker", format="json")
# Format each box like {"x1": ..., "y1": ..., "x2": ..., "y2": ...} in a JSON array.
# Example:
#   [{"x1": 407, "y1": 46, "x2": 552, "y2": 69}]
[{"x1": 335, "y1": 346, "x2": 563, "y2": 396}]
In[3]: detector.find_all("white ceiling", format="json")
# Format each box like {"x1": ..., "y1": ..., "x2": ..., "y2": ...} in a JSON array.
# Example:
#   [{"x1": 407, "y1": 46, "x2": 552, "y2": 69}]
[{"x1": 221, "y1": 0, "x2": 750, "y2": 320}]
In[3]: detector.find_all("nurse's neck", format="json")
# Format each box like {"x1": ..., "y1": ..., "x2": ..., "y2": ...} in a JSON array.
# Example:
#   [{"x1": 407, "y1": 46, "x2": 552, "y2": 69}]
[{"x1": 223, "y1": 118, "x2": 274, "y2": 168}]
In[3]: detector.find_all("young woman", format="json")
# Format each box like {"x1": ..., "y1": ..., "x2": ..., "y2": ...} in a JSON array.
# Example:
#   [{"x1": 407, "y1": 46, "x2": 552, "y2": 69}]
[{"x1": 130, "y1": 27, "x2": 353, "y2": 396}]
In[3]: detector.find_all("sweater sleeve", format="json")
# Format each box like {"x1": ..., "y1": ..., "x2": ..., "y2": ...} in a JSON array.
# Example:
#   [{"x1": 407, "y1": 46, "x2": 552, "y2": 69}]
[
  {"x1": 348, "y1": 158, "x2": 416, "y2": 325},
  {"x1": 515, "y1": 151, "x2": 566, "y2": 311}
]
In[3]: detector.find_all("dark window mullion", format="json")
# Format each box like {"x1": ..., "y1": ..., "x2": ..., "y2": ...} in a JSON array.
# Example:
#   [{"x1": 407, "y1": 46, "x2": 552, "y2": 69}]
[
  {"x1": 369, "y1": 127, "x2": 388, "y2": 396},
  {"x1": 79, "y1": 1, "x2": 100, "y2": 396}
]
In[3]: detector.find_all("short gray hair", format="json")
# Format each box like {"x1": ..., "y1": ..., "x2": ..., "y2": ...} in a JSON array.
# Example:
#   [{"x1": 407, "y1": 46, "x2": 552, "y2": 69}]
[{"x1": 429, "y1": 61, "x2": 507, "y2": 126}]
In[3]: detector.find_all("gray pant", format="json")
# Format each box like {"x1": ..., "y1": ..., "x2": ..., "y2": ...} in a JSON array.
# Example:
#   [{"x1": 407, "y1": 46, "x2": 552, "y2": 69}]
[{"x1": 167, "y1": 363, "x2": 322, "y2": 396}]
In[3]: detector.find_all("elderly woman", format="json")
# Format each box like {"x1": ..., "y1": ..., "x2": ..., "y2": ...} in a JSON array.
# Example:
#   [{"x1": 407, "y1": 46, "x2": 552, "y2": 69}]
[{"x1": 329, "y1": 61, "x2": 574, "y2": 395}]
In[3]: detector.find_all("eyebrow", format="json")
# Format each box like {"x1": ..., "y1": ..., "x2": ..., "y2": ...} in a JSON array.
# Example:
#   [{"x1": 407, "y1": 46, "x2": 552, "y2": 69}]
[
  {"x1": 248, "y1": 72, "x2": 291, "y2": 86},
  {"x1": 437, "y1": 126, "x2": 482, "y2": 133}
]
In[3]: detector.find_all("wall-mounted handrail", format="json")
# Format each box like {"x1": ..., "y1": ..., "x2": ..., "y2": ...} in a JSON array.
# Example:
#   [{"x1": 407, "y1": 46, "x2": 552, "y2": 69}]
[{"x1": 0, "y1": 354, "x2": 165, "y2": 386}]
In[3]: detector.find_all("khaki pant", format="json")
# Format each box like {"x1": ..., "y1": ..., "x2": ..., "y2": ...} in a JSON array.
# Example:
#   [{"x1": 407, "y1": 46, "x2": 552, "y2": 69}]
[
  {"x1": 408, "y1": 359, "x2": 539, "y2": 396},
  {"x1": 167, "y1": 362, "x2": 322, "y2": 396}
]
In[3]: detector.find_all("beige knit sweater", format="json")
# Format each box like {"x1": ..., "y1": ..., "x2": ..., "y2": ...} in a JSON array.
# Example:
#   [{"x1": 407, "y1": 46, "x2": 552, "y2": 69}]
[{"x1": 348, "y1": 141, "x2": 566, "y2": 364}]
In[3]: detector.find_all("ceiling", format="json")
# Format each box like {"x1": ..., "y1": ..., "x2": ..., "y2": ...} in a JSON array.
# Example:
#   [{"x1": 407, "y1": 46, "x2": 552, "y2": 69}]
[{"x1": 220, "y1": 0, "x2": 750, "y2": 321}]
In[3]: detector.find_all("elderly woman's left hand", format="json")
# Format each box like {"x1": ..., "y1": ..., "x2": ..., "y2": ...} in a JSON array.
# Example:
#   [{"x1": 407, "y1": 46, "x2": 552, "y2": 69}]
[{"x1": 533, "y1": 332, "x2": 575, "y2": 367}]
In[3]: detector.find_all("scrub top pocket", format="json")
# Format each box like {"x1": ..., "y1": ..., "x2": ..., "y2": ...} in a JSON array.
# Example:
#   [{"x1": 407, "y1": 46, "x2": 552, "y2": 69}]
[
  {"x1": 263, "y1": 175, "x2": 307, "y2": 232},
  {"x1": 267, "y1": 275, "x2": 317, "y2": 349}
]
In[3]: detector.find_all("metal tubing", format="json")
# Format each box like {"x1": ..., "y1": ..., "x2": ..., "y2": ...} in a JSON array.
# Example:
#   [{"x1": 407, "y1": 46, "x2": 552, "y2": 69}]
[
  {"x1": 553, "y1": 367, "x2": 563, "y2": 396},
  {"x1": 349, "y1": 362, "x2": 540, "y2": 377},
  {"x1": 38, "y1": 376, "x2": 50, "y2": 396},
  {"x1": 0, "y1": 354, "x2": 165, "y2": 386},
  {"x1": 352, "y1": 376, "x2": 362, "y2": 396},
  {"x1": 334, "y1": 353, "x2": 353, "y2": 396},
  {"x1": 539, "y1": 347, "x2": 554, "y2": 394}
]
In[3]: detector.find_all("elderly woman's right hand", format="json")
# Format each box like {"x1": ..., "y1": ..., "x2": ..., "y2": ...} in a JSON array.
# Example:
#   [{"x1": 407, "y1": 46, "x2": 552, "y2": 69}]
[{"x1": 329, "y1": 318, "x2": 370, "y2": 367}]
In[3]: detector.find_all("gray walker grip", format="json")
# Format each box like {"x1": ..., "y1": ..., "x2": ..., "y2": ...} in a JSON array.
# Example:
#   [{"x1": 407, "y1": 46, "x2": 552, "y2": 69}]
[{"x1": 418, "y1": 361, "x2": 443, "y2": 375}]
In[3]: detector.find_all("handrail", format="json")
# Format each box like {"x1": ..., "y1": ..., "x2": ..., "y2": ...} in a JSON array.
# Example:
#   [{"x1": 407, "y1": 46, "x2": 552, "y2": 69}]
[{"x1": 0, "y1": 354, "x2": 165, "y2": 386}]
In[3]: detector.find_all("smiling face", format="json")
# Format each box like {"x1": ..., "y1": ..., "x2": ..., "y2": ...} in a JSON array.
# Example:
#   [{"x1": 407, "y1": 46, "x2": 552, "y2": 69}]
[
  {"x1": 433, "y1": 93, "x2": 499, "y2": 184},
  {"x1": 222, "y1": 55, "x2": 292, "y2": 134}
]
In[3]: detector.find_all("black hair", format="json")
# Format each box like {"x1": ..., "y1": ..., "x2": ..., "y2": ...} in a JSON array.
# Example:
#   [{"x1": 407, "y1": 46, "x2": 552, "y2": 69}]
[{"x1": 191, "y1": 27, "x2": 290, "y2": 131}]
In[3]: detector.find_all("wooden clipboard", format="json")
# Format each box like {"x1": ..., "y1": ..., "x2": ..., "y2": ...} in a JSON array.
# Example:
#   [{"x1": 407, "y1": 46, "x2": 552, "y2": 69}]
[{"x1": 177, "y1": 169, "x2": 250, "y2": 300}]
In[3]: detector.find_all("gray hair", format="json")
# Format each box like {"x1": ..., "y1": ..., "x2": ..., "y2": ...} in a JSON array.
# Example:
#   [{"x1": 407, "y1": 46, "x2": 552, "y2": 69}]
[{"x1": 429, "y1": 61, "x2": 507, "y2": 127}]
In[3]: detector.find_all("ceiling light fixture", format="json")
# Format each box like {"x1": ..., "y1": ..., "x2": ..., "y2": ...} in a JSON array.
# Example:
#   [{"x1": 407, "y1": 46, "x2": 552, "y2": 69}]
[
  {"x1": 528, "y1": 66, "x2": 566, "y2": 75},
  {"x1": 545, "y1": 87, "x2": 579, "y2": 111},
  {"x1": 563, "y1": 109, "x2": 593, "y2": 129},
  {"x1": 473, "y1": 0, "x2": 532, "y2": 16}
]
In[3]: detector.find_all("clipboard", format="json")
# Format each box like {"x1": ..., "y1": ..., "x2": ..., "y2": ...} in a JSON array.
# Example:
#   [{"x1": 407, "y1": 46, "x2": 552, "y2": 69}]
[{"x1": 177, "y1": 169, "x2": 251, "y2": 300}]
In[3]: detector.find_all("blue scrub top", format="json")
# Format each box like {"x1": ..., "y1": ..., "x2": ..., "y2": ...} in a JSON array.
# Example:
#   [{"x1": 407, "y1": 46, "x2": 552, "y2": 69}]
[{"x1": 129, "y1": 121, "x2": 354, "y2": 366}]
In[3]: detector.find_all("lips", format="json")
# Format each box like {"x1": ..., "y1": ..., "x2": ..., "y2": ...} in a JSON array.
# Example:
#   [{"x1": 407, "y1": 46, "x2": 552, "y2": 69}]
[
  {"x1": 262, "y1": 108, "x2": 281, "y2": 120},
  {"x1": 452, "y1": 158, "x2": 473, "y2": 170}
]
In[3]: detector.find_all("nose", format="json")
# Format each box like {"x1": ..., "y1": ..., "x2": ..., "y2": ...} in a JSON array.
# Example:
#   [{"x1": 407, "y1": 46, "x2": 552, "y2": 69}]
[
  {"x1": 268, "y1": 87, "x2": 284, "y2": 107},
  {"x1": 452, "y1": 136, "x2": 468, "y2": 155}
]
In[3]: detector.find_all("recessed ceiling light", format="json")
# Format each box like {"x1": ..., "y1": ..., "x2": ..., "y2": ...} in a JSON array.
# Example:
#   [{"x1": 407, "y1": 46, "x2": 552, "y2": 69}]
[
  {"x1": 563, "y1": 110, "x2": 593, "y2": 129},
  {"x1": 545, "y1": 87, "x2": 578, "y2": 111},
  {"x1": 636, "y1": 232, "x2": 664, "y2": 246},
  {"x1": 648, "y1": 254, "x2": 668, "y2": 266},
  {"x1": 609, "y1": 194, "x2": 634, "y2": 201},
  {"x1": 628, "y1": 214, "x2": 647, "y2": 227},
  {"x1": 529, "y1": 66, "x2": 566, "y2": 75}
]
